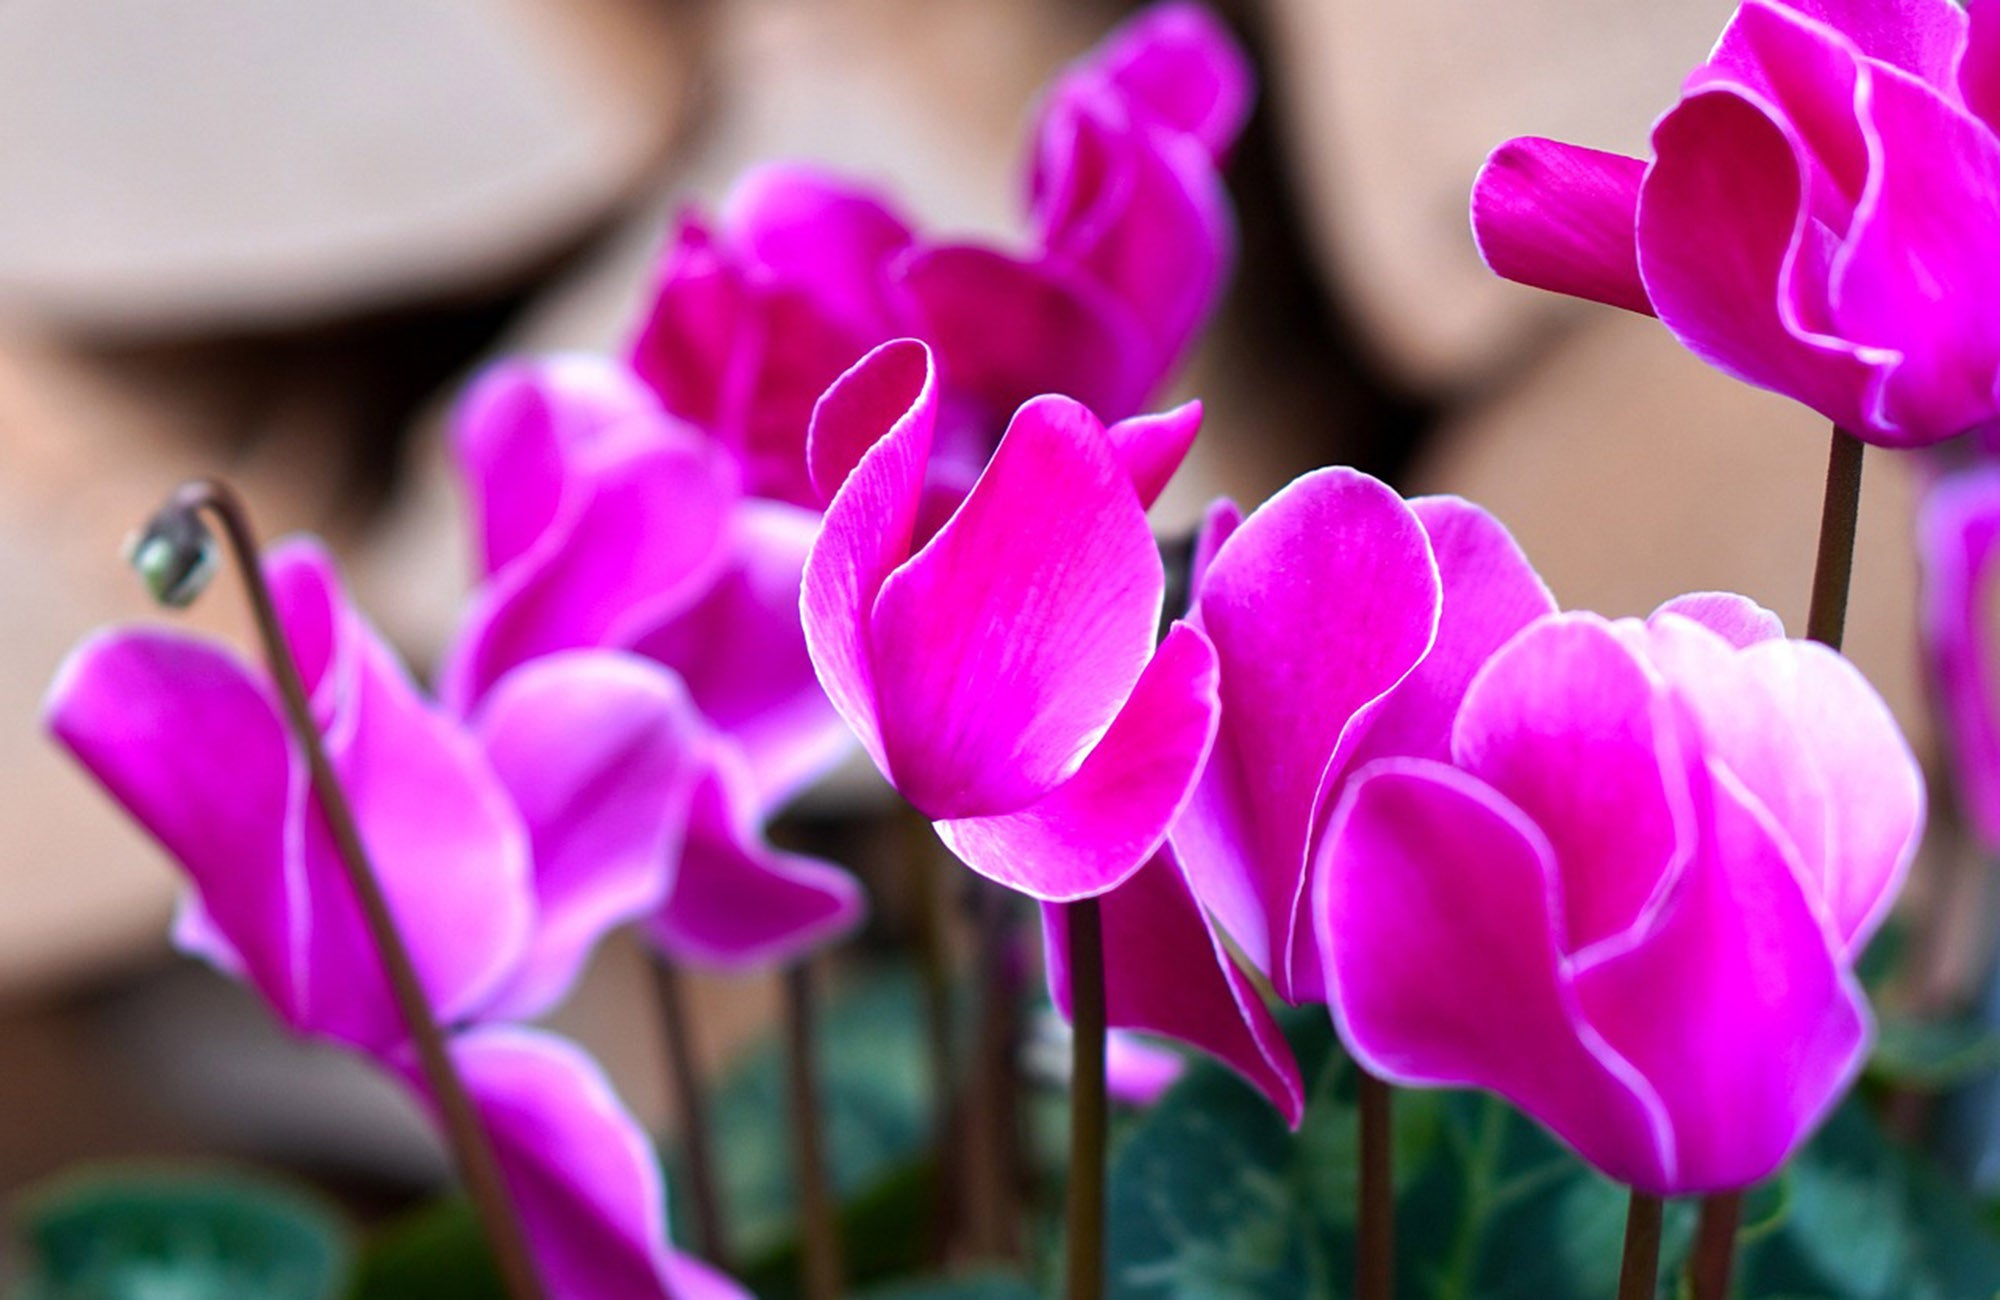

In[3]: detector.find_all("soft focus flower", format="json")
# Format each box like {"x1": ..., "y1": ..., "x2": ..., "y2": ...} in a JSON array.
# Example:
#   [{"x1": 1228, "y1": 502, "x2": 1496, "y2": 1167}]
[
  {"x1": 1472, "y1": 0, "x2": 2000, "y2": 447},
  {"x1": 629, "y1": 1, "x2": 1251, "y2": 507},
  {"x1": 803, "y1": 338, "x2": 1301, "y2": 1114},
  {"x1": 1317, "y1": 598, "x2": 1923, "y2": 1193},
  {"x1": 443, "y1": 356, "x2": 865, "y2": 970},
  {"x1": 1919, "y1": 464, "x2": 2000, "y2": 852},
  {"x1": 1173, "y1": 470, "x2": 1557, "y2": 1004},
  {"x1": 47, "y1": 540, "x2": 740, "y2": 1299}
]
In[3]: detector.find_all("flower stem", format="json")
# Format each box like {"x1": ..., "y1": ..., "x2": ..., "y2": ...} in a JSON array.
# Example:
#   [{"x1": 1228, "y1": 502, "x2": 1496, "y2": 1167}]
[
  {"x1": 1806, "y1": 426, "x2": 1866, "y2": 650},
  {"x1": 975, "y1": 881, "x2": 1025, "y2": 1259},
  {"x1": 1065, "y1": 897, "x2": 1108, "y2": 1300},
  {"x1": 1689, "y1": 1190, "x2": 1741, "y2": 1300},
  {"x1": 150, "y1": 480, "x2": 545, "y2": 1300},
  {"x1": 785, "y1": 961, "x2": 843, "y2": 1300},
  {"x1": 1617, "y1": 1191, "x2": 1664, "y2": 1300},
  {"x1": 900, "y1": 808, "x2": 958, "y2": 1262},
  {"x1": 1357, "y1": 1069, "x2": 1396, "y2": 1300},
  {"x1": 650, "y1": 954, "x2": 730, "y2": 1270}
]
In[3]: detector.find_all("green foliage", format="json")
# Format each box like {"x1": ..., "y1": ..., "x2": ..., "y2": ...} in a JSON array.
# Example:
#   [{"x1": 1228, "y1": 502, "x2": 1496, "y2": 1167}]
[
  {"x1": 10, "y1": 1166, "x2": 351, "y2": 1300},
  {"x1": 1865, "y1": 1012, "x2": 2000, "y2": 1090},
  {"x1": 346, "y1": 1199, "x2": 502, "y2": 1300},
  {"x1": 852, "y1": 1274, "x2": 1038, "y2": 1300},
  {"x1": 1106, "y1": 1008, "x2": 2000, "y2": 1300}
]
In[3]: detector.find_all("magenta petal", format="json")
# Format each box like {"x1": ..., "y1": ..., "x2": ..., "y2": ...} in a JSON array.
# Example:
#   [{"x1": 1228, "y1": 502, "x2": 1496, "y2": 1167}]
[
  {"x1": 471, "y1": 652, "x2": 707, "y2": 1022},
  {"x1": 896, "y1": 245, "x2": 1150, "y2": 427},
  {"x1": 1829, "y1": 65, "x2": 2000, "y2": 442},
  {"x1": 1104, "y1": 1032, "x2": 1188, "y2": 1106},
  {"x1": 936, "y1": 622, "x2": 1217, "y2": 902},
  {"x1": 1963, "y1": 0, "x2": 2000, "y2": 132},
  {"x1": 451, "y1": 359, "x2": 618, "y2": 577},
  {"x1": 1793, "y1": 0, "x2": 1966, "y2": 89},
  {"x1": 1065, "y1": 1, "x2": 1254, "y2": 162},
  {"x1": 1453, "y1": 614, "x2": 1686, "y2": 957},
  {"x1": 270, "y1": 543, "x2": 534, "y2": 1049},
  {"x1": 1188, "y1": 495, "x2": 1243, "y2": 595},
  {"x1": 720, "y1": 163, "x2": 914, "y2": 339},
  {"x1": 1317, "y1": 759, "x2": 1673, "y2": 1191},
  {"x1": 47, "y1": 629, "x2": 305, "y2": 1023},
  {"x1": 630, "y1": 500, "x2": 851, "y2": 811},
  {"x1": 1350, "y1": 495, "x2": 1557, "y2": 766},
  {"x1": 869, "y1": 395, "x2": 1162, "y2": 818},
  {"x1": 1472, "y1": 137, "x2": 1653, "y2": 315},
  {"x1": 441, "y1": 1026, "x2": 744, "y2": 1300},
  {"x1": 1176, "y1": 468, "x2": 1439, "y2": 999},
  {"x1": 628, "y1": 217, "x2": 758, "y2": 448},
  {"x1": 648, "y1": 748, "x2": 865, "y2": 969},
  {"x1": 1106, "y1": 400, "x2": 1201, "y2": 510},
  {"x1": 1922, "y1": 466, "x2": 2000, "y2": 852},
  {"x1": 1574, "y1": 760, "x2": 1870, "y2": 1193},
  {"x1": 1637, "y1": 87, "x2": 1888, "y2": 438},
  {"x1": 1651, "y1": 591, "x2": 1786, "y2": 647},
  {"x1": 801, "y1": 341, "x2": 939, "y2": 775},
  {"x1": 1044, "y1": 845, "x2": 1303, "y2": 1125}
]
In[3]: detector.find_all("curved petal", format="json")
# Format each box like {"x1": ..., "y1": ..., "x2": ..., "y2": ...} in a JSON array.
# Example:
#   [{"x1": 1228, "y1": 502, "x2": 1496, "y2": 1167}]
[
  {"x1": 627, "y1": 217, "x2": 760, "y2": 449},
  {"x1": 1348, "y1": 495, "x2": 1557, "y2": 766},
  {"x1": 1791, "y1": 0, "x2": 1966, "y2": 90},
  {"x1": 1829, "y1": 61, "x2": 2000, "y2": 442},
  {"x1": 1920, "y1": 466, "x2": 2000, "y2": 852},
  {"x1": 434, "y1": 1026, "x2": 747, "y2": 1300},
  {"x1": 471, "y1": 652, "x2": 708, "y2": 1022},
  {"x1": 442, "y1": 386, "x2": 740, "y2": 712},
  {"x1": 47, "y1": 628, "x2": 305, "y2": 1024},
  {"x1": 1453, "y1": 614, "x2": 1688, "y2": 959},
  {"x1": 271, "y1": 543, "x2": 535, "y2": 1049},
  {"x1": 1106, "y1": 400, "x2": 1201, "y2": 511},
  {"x1": 451, "y1": 359, "x2": 609, "y2": 577},
  {"x1": 1637, "y1": 86, "x2": 1889, "y2": 438},
  {"x1": 1650, "y1": 591, "x2": 1786, "y2": 646},
  {"x1": 801, "y1": 340, "x2": 939, "y2": 775},
  {"x1": 1046, "y1": 1, "x2": 1254, "y2": 163},
  {"x1": 648, "y1": 746, "x2": 865, "y2": 968},
  {"x1": 1962, "y1": 0, "x2": 2000, "y2": 132},
  {"x1": 1574, "y1": 760, "x2": 1870, "y2": 1194},
  {"x1": 1471, "y1": 137, "x2": 1653, "y2": 315},
  {"x1": 1317, "y1": 759, "x2": 1674, "y2": 1191},
  {"x1": 1175, "y1": 468, "x2": 1438, "y2": 999},
  {"x1": 629, "y1": 500, "x2": 851, "y2": 811},
  {"x1": 1044, "y1": 844, "x2": 1303, "y2": 1125},
  {"x1": 869, "y1": 395, "x2": 1162, "y2": 818},
  {"x1": 936, "y1": 621, "x2": 1217, "y2": 901}
]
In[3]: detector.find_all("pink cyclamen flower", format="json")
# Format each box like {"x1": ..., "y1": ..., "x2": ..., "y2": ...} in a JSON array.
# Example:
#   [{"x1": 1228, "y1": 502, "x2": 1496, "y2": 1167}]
[
  {"x1": 1318, "y1": 598, "x2": 1923, "y2": 1193},
  {"x1": 443, "y1": 356, "x2": 865, "y2": 970},
  {"x1": 802, "y1": 338, "x2": 1301, "y2": 1119},
  {"x1": 47, "y1": 540, "x2": 742, "y2": 1300},
  {"x1": 1472, "y1": 0, "x2": 2000, "y2": 447},
  {"x1": 1173, "y1": 469, "x2": 1558, "y2": 1006},
  {"x1": 629, "y1": 1, "x2": 1251, "y2": 507},
  {"x1": 1919, "y1": 463, "x2": 2000, "y2": 852}
]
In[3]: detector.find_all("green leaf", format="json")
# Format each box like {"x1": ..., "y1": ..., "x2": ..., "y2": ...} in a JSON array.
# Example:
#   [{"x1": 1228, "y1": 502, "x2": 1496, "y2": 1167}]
[
  {"x1": 346, "y1": 1199, "x2": 503, "y2": 1300},
  {"x1": 1865, "y1": 1014, "x2": 2000, "y2": 1090},
  {"x1": 12, "y1": 1165, "x2": 350, "y2": 1300}
]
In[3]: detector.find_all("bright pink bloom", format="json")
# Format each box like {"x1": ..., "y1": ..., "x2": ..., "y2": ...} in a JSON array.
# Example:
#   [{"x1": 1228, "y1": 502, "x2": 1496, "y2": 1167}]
[
  {"x1": 803, "y1": 338, "x2": 1300, "y2": 1116},
  {"x1": 443, "y1": 357, "x2": 865, "y2": 970},
  {"x1": 629, "y1": 2, "x2": 1251, "y2": 507},
  {"x1": 1472, "y1": 0, "x2": 2000, "y2": 447},
  {"x1": 47, "y1": 541, "x2": 743, "y2": 1299},
  {"x1": 1173, "y1": 470, "x2": 1558, "y2": 1005},
  {"x1": 1318, "y1": 598, "x2": 1923, "y2": 1193},
  {"x1": 1920, "y1": 464, "x2": 2000, "y2": 852}
]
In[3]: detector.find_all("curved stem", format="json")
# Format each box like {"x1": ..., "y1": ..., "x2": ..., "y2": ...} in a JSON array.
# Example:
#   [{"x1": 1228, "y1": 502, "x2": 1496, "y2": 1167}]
[
  {"x1": 1065, "y1": 898, "x2": 1108, "y2": 1300},
  {"x1": 652, "y1": 954, "x2": 731, "y2": 1269},
  {"x1": 1357, "y1": 1070, "x2": 1395, "y2": 1300},
  {"x1": 1617, "y1": 1192, "x2": 1664, "y2": 1300},
  {"x1": 1806, "y1": 426, "x2": 1866, "y2": 650},
  {"x1": 1690, "y1": 1190, "x2": 1741, "y2": 1300},
  {"x1": 786, "y1": 961, "x2": 843, "y2": 1300},
  {"x1": 160, "y1": 480, "x2": 545, "y2": 1300}
]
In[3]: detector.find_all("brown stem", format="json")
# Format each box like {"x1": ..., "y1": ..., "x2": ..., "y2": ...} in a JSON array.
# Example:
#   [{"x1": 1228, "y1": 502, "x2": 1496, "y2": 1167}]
[
  {"x1": 785, "y1": 961, "x2": 843, "y2": 1300},
  {"x1": 651, "y1": 954, "x2": 730, "y2": 1269},
  {"x1": 1064, "y1": 898, "x2": 1108, "y2": 1300},
  {"x1": 900, "y1": 808, "x2": 958, "y2": 1261},
  {"x1": 1617, "y1": 1192, "x2": 1664, "y2": 1300},
  {"x1": 975, "y1": 881, "x2": 1026, "y2": 1260},
  {"x1": 1690, "y1": 1191, "x2": 1741, "y2": 1300},
  {"x1": 1806, "y1": 426, "x2": 1866, "y2": 650},
  {"x1": 1357, "y1": 1070, "x2": 1395, "y2": 1300},
  {"x1": 154, "y1": 480, "x2": 545, "y2": 1300}
]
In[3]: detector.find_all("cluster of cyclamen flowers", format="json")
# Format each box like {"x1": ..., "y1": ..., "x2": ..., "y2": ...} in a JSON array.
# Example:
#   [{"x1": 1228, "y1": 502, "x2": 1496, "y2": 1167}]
[{"x1": 43, "y1": 0, "x2": 1992, "y2": 1290}]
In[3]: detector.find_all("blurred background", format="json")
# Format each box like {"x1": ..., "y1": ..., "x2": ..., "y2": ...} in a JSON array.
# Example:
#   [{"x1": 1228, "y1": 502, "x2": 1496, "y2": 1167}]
[{"x1": 0, "y1": 0, "x2": 1960, "y2": 1276}]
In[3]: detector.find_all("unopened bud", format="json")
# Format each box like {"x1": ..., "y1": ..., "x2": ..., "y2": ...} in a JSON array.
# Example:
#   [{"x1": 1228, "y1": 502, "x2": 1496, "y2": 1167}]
[{"x1": 125, "y1": 505, "x2": 219, "y2": 609}]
